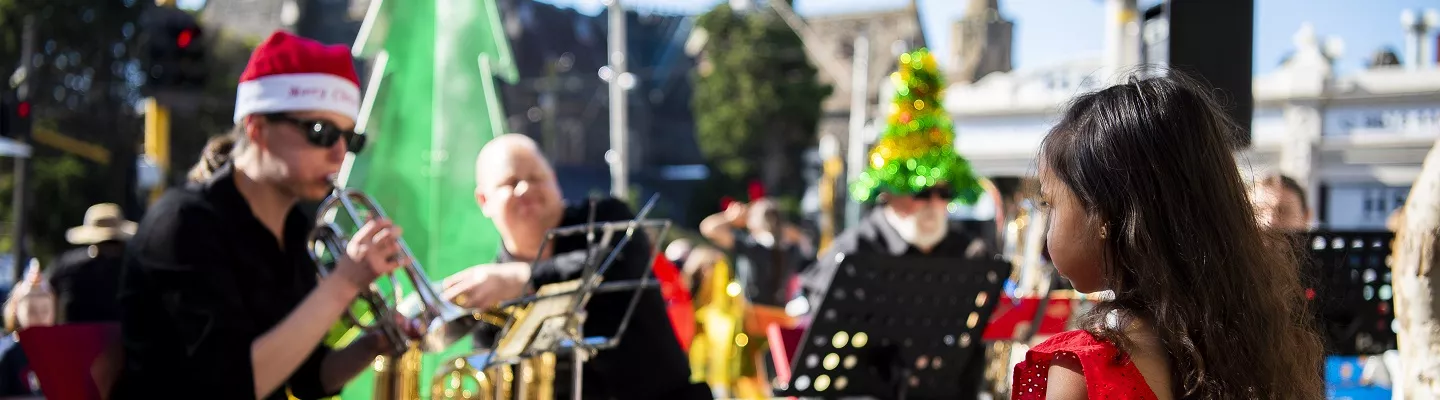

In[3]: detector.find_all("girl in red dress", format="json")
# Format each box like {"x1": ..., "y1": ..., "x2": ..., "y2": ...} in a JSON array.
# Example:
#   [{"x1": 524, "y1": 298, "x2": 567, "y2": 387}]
[{"x1": 1013, "y1": 74, "x2": 1325, "y2": 399}]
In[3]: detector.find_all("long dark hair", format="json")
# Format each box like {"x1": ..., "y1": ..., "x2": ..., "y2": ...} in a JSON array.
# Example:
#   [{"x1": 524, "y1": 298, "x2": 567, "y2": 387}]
[{"x1": 1041, "y1": 73, "x2": 1325, "y2": 399}]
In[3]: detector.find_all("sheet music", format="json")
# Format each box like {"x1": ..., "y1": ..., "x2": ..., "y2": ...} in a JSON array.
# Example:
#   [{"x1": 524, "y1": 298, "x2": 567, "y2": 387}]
[{"x1": 494, "y1": 279, "x2": 589, "y2": 360}]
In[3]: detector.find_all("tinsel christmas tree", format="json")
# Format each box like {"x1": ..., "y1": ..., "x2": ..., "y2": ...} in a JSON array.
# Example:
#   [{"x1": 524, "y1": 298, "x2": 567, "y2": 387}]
[{"x1": 851, "y1": 48, "x2": 983, "y2": 204}]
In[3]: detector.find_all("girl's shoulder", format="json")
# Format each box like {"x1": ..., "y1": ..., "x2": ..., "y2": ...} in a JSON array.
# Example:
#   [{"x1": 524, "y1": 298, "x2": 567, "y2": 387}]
[{"x1": 1012, "y1": 330, "x2": 1159, "y2": 399}]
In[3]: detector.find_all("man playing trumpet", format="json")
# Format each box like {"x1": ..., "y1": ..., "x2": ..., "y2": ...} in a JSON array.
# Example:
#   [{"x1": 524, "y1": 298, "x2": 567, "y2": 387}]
[
  {"x1": 114, "y1": 32, "x2": 411, "y2": 399},
  {"x1": 442, "y1": 134, "x2": 711, "y2": 399}
]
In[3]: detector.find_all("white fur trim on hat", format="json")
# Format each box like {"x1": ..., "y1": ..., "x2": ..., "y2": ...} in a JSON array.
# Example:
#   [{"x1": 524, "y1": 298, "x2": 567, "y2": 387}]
[{"x1": 233, "y1": 73, "x2": 361, "y2": 123}]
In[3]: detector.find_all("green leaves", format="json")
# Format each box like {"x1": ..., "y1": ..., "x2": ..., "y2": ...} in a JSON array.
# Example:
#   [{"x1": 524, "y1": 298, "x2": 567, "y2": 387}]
[
  {"x1": 0, "y1": 153, "x2": 92, "y2": 266},
  {"x1": 692, "y1": 3, "x2": 829, "y2": 206}
]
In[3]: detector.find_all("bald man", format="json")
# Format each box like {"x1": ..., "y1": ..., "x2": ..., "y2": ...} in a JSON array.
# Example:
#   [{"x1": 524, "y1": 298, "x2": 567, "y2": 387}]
[{"x1": 443, "y1": 134, "x2": 711, "y2": 400}]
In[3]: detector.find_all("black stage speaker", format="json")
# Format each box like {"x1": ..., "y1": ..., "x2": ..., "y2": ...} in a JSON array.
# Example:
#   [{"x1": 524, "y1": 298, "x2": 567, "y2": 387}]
[{"x1": 1145, "y1": 0, "x2": 1255, "y2": 148}]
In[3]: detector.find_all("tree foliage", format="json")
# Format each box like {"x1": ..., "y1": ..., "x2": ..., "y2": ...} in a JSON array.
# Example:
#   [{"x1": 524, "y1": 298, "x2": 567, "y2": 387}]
[
  {"x1": 691, "y1": 3, "x2": 830, "y2": 208},
  {"x1": 0, "y1": 154, "x2": 89, "y2": 266},
  {"x1": 0, "y1": 0, "x2": 145, "y2": 267},
  {"x1": 0, "y1": 0, "x2": 251, "y2": 267}
]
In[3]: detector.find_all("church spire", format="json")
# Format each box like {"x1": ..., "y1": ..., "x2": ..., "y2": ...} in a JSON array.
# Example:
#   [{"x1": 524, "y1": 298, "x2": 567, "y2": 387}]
[{"x1": 949, "y1": 0, "x2": 1012, "y2": 84}]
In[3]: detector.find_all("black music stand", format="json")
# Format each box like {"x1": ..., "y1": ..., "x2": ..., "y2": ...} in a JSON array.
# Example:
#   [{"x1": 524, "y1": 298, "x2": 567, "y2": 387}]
[
  {"x1": 777, "y1": 254, "x2": 1012, "y2": 400},
  {"x1": 466, "y1": 194, "x2": 672, "y2": 400},
  {"x1": 1303, "y1": 230, "x2": 1397, "y2": 355}
]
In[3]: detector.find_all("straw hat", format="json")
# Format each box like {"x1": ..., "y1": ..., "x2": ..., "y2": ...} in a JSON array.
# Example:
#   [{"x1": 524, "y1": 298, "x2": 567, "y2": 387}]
[{"x1": 65, "y1": 203, "x2": 137, "y2": 245}]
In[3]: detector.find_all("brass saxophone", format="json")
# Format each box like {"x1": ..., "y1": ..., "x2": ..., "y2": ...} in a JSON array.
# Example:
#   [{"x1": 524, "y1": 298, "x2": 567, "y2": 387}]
[
  {"x1": 688, "y1": 256, "x2": 746, "y2": 398},
  {"x1": 373, "y1": 343, "x2": 425, "y2": 399}
]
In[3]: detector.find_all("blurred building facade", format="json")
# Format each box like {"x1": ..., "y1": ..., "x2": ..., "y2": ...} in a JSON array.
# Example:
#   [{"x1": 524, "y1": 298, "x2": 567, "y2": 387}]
[
  {"x1": 943, "y1": 24, "x2": 1440, "y2": 230},
  {"x1": 496, "y1": 0, "x2": 708, "y2": 223},
  {"x1": 789, "y1": 2, "x2": 926, "y2": 226}
]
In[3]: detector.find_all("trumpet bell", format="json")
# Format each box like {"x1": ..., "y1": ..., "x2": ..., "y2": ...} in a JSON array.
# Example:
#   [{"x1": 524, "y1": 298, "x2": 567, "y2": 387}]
[{"x1": 400, "y1": 294, "x2": 488, "y2": 352}]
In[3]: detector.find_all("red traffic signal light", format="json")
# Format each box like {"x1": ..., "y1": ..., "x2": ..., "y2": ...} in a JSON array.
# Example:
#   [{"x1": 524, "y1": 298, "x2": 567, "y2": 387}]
[
  {"x1": 177, "y1": 29, "x2": 195, "y2": 49},
  {"x1": 1, "y1": 93, "x2": 32, "y2": 139}
]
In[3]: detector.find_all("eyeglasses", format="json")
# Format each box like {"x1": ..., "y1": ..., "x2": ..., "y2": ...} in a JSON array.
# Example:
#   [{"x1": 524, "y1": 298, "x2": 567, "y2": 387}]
[
  {"x1": 914, "y1": 186, "x2": 956, "y2": 200},
  {"x1": 264, "y1": 113, "x2": 367, "y2": 153}
]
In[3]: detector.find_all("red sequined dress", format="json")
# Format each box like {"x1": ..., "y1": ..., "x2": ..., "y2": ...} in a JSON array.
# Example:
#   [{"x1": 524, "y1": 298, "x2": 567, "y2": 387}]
[{"x1": 1011, "y1": 330, "x2": 1159, "y2": 399}]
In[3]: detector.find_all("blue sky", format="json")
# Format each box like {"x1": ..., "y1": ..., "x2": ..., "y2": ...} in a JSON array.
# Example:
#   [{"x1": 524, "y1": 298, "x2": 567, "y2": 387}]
[{"x1": 536, "y1": 0, "x2": 1440, "y2": 76}]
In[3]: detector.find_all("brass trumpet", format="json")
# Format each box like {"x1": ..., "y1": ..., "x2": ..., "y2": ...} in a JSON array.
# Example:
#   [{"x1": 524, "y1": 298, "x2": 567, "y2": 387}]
[{"x1": 308, "y1": 186, "x2": 483, "y2": 399}]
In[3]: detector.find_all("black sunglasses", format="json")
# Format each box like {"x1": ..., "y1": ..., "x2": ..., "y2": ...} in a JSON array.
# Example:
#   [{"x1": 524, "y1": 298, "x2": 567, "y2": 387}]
[
  {"x1": 264, "y1": 113, "x2": 367, "y2": 153},
  {"x1": 914, "y1": 186, "x2": 956, "y2": 200}
]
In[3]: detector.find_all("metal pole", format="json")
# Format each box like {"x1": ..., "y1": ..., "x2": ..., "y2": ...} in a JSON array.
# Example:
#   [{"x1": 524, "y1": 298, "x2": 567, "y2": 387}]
[
  {"x1": 818, "y1": 135, "x2": 840, "y2": 250},
  {"x1": 10, "y1": 15, "x2": 35, "y2": 281},
  {"x1": 1103, "y1": 0, "x2": 1139, "y2": 82},
  {"x1": 843, "y1": 31, "x2": 869, "y2": 229},
  {"x1": 607, "y1": 0, "x2": 630, "y2": 200},
  {"x1": 144, "y1": 98, "x2": 171, "y2": 205}
]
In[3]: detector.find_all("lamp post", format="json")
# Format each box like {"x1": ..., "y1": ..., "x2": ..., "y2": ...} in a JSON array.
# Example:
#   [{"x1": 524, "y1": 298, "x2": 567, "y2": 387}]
[
  {"x1": 843, "y1": 31, "x2": 870, "y2": 229},
  {"x1": 604, "y1": 0, "x2": 631, "y2": 200}
]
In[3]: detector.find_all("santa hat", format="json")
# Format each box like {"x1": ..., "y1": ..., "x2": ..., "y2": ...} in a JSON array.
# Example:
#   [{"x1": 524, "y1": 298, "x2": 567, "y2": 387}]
[{"x1": 233, "y1": 31, "x2": 361, "y2": 123}]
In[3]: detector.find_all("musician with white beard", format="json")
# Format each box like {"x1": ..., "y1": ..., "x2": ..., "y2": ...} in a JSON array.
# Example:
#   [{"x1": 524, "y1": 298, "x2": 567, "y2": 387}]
[
  {"x1": 796, "y1": 184, "x2": 994, "y2": 398},
  {"x1": 799, "y1": 185, "x2": 991, "y2": 307}
]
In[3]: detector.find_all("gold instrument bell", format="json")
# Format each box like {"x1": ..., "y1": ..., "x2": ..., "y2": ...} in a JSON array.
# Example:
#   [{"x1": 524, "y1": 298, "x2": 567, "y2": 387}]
[{"x1": 431, "y1": 280, "x2": 586, "y2": 400}]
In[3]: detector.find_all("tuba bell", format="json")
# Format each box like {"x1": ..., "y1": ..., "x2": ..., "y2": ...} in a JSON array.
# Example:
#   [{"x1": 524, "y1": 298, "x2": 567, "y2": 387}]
[
  {"x1": 430, "y1": 303, "x2": 559, "y2": 400},
  {"x1": 307, "y1": 185, "x2": 484, "y2": 400}
]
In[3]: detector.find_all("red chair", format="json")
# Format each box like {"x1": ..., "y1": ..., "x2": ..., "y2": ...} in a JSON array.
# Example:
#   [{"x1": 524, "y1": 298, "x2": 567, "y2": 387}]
[
  {"x1": 19, "y1": 323, "x2": 122, "y2": 400},
  {"x1": 982, "y1": 295, "x2": 1076, "y2": 341}
]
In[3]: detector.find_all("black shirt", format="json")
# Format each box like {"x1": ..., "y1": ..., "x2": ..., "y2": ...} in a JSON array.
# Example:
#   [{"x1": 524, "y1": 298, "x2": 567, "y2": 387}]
[
  {"x1": 496, "y1": 197, "x2": 710, "y2": 400},
  {"x1": 730, "y1": 229, "x2": 812, "y2": 307},
  {"x1": 46, "y1": 243, "x2": 125, "y2": 323},
  {"x1": 112, "y1": 164, "x2": 336, "y2": 400}
]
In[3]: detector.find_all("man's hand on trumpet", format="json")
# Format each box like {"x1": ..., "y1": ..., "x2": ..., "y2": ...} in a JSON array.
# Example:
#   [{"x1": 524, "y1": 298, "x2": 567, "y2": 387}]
[
  {"x1": 333, "y1": 214, "x2": 409, "y2": 292},
  {"x1": 441, "y1": 262, "x2": 532, "y2": 310}
]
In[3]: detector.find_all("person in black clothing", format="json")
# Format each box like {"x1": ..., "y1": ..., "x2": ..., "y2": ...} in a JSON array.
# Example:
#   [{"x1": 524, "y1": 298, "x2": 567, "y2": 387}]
[
  {"x1": 113, "y1": 31, "x2": 409, "y2": 400},
  {"x1": 699, "y1": 199, "x2": 814, "y2": 307},
  {"x1": 443, "y1": 134, "x2": 710, "y2": 399},
  {"x1": 44, "y1": 203, "x2": 133, "y2": 324},
  {"x1": 799, "y1": 185, "x2": 994, "y2": 399}
]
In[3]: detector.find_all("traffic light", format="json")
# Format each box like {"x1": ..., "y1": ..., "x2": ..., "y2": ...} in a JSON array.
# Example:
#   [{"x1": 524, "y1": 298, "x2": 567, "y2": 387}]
[
  {"x1": 0, "y1": 91, "x2": 32, "y2": 140},
  {"x1": 141, "y1": 6, "x2": 208, "y2": 92}
]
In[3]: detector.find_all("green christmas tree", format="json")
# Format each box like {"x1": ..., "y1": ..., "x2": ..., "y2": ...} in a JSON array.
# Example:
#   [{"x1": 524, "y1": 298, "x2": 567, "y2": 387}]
[
  {"x1": 329, "y1": 0, "x2": 517, "y2": 398},
  {"x1": 851, "y1": 48, "x2": 983, "y2": 204}
]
